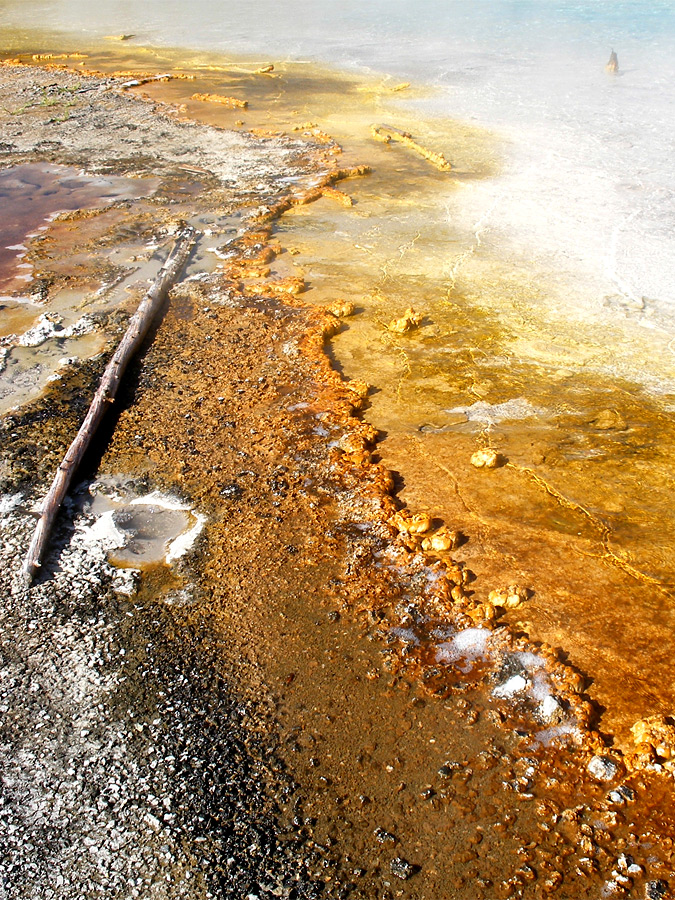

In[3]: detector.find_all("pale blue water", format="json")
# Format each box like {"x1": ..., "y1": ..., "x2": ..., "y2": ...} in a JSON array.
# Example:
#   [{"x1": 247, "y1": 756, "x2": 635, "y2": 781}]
[{"x1": 3, "y1": 0, "x2": 675, "y2": 377}]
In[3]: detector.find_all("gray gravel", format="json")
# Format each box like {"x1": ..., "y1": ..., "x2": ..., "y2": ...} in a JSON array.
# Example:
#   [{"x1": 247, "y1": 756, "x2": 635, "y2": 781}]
[{"x1": 0, "y1": 498, "x2": 326, "y2": 900}]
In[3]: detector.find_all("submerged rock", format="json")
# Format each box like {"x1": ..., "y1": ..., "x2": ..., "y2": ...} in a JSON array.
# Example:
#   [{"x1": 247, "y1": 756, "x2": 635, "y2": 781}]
[
  {"x1": 631, "y1": 715, "x2": 675, "y2": 761},
  {"x1": 470, "y1": 448, "x2": 503, "y2": 469},
  {"x1": 487, "y1": 585, "x2": 529, "y2": 610},
  {"x1": 387, "y1": 307, "x2": 423, "y2": 334}
]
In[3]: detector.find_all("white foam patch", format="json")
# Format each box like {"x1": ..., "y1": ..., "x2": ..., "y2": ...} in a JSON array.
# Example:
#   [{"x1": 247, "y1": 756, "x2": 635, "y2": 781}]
[
  {"x1": 531, "y1": 670, "x2": 555, "y2": 702},
  {"x1": 515, "y1": 651, "x2": 546, "y2": 671},
  {"x1": 436, "y1": 627, "x2": 490, "y2": 669},
  {"x1": 493, "y1": 673, "x2": 529, "y2": 698},
  {"x1": 165, "y1": 511, "x2": 207, "y2": 563},
  {"x1": 389, "y1": 627, "x2": 420, "y2": 646},
  {"x1": 533, "y1": 724, "x2": 580, "y2": 747}
]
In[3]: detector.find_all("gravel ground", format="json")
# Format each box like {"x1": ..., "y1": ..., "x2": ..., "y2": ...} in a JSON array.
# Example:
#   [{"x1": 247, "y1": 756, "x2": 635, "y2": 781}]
[
  {"x1": 0, "y1": 498, "x2": 327, "y2": 900},
  {"x1": 0, "y1": 62, "x2": 310, "y2": 190},
  {"x1": 0, "y1": 61, "x2": 333, "y2": 900}
]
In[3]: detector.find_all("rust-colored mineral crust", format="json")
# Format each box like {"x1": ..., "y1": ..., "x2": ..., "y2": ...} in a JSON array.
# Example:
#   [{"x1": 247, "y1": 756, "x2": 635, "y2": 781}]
[{"x1": 190, "y1": 91, "x2": 248, "y2": 108}]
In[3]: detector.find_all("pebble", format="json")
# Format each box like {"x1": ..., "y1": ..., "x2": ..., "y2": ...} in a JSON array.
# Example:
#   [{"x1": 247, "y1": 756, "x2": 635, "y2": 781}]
[
  {"x1": 390, "y1": 857, "x2": 416, "y2": 880},
  {"x1": 587, "y1": 755, "x2": 619, "y2": 782},
  {"x1": 646, "y1": 881, "x2": 669, "y2": 900},
  {"x1": 375, "y1": 827, "x2": 397, "y2": 844},
  {"x1": 470, "y1": 448, "x2": 501, "y2": 469}
]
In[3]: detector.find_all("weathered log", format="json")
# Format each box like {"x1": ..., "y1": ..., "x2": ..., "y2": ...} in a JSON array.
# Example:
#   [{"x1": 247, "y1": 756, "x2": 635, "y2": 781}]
[
  {"x1": 370, "y1": 124, "x2": 452, "y2": 172},
  {"x1": 23, "y1": 225, "x2": 197, "y2": 583}
]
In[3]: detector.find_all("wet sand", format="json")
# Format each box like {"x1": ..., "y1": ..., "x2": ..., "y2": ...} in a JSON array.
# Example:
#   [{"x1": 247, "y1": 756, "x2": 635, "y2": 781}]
[{"x1": 2, "y1": 54, "x2": 675, "y2": 900}]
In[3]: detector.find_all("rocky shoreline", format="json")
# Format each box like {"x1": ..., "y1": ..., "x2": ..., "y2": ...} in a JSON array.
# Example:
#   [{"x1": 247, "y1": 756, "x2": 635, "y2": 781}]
[
  {"x1": 0, "y1": 61, "x2": 343, "y2": 900},
  {"x1": 2, "y1": 59, "x2": 675, "y2": 900}
]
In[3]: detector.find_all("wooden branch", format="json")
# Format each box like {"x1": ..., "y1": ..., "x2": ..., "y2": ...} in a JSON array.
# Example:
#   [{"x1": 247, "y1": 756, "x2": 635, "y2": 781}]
[
  {"x1": 370, "y1": 124, "x2": 452, "y2": 172},
  {"x1": 23, "y1": 225, "x2": 197, "y2": 584}
]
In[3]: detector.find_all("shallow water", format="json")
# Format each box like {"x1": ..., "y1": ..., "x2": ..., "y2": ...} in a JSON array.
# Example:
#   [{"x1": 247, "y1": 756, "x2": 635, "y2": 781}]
[
  {"x1": 0, "y1": 163, "x2": 152, "y2": 292},
  {"x1": 3, "y1": 0, "x2": 675, "y2": 359},
  {"x1": 79, "y1": 476, "x2": 205, "y2": 567}
]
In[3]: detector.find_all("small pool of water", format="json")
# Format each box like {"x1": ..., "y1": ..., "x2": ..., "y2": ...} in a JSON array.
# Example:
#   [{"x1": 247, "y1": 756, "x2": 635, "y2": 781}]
[
  {"x1": 77, "y1": 475, "x2": 206, "y2": 568},
  {"x1": 0, "y1": 163, "x2": 155, "y2": 293}
]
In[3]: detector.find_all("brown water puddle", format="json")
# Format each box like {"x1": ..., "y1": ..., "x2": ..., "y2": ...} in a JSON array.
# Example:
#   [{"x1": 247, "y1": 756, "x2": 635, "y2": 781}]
[{"x1": 0, "y1": 163, "x2": 155, "y2": 294}]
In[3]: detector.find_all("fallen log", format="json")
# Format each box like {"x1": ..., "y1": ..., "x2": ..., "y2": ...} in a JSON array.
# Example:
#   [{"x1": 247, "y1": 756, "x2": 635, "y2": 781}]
[
  {"x1": 370, "y1": 124, "x2": 452, "y2": 172},
  {"x1": 23, "y1": 225, "x2": 197, "y2": 584}
]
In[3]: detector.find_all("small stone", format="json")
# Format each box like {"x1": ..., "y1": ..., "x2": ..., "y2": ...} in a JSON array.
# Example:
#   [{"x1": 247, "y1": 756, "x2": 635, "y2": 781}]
[
  {"x1": 374, "y1": 827, "x2": 396, "y2": 844},
  {"x1": 616, "y1": 784, "x2": 635, "y2": 803},
  {"x1": 329, "y1": 299, "x2": 356, "y2": 318},
  {"x1": 219, "y1": 482, "x2": 243, "y2": 500},
  {"x1": 645, "y1": 881, "x2": 669, "y2": 900},
  {"x1": 422, "y1": 527, "x2": 461, "y2": 552},
  {"x1": 390, "y1": 857, "x2": 416, "y2": 881},
  {"x1": 587, "y1": 755, "x2": 619, "y2": 782},
  {"x1": 387, "y1": 307, "x2": 422, "y2": 334},
  {"x1": 538, "y1": 694, "x2": 564, "y2": 724},
  {"x1": 487, "y1": 585, "x2": 529, "y2": 609},
  {"x1": 470, "y1": 448, "x2": 502, "y2": 469}
]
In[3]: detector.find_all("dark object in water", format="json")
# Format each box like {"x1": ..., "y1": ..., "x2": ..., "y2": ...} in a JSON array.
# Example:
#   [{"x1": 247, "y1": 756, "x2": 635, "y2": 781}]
[{"x1": 605, "y1": 49, "x2": 619, "y2": 73}]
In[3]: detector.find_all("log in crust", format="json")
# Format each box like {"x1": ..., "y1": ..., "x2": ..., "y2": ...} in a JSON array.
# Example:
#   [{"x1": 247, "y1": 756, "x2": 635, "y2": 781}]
[{"x1": 23, "y1": 225, "x2": 197, "y2": 583}]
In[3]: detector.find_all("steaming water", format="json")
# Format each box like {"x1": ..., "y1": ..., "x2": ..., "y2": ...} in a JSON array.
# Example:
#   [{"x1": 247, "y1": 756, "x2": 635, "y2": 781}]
[{"x1": 4, "y1": 0, "x2": 675, "y2": 380}]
